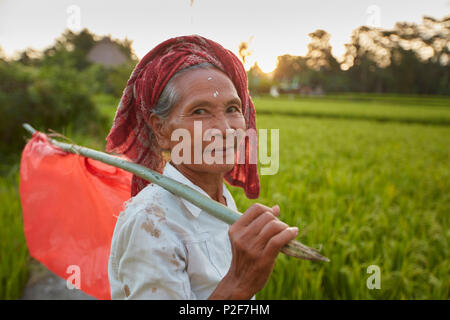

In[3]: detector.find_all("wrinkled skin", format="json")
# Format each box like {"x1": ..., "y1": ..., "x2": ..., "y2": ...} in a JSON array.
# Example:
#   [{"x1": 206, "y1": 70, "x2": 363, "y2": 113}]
[{"x1": 148, "y1": 67, "x2": 298, "y2": 299}]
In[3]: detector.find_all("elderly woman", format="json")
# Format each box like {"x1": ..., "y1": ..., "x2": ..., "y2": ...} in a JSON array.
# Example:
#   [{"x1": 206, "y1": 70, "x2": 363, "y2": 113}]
[{"x1": 106, "y1": 35, "x2": 298, "y2": 300}]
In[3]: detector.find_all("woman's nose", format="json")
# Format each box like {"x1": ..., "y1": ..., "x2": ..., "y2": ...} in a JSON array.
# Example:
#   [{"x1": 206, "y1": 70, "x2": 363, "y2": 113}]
[
  {"x1": 208, "y1": 116, "x2": 235, "y2": 144},
  {"x1": 212, "y1": 114, "x2": 233, "y2": 134}
]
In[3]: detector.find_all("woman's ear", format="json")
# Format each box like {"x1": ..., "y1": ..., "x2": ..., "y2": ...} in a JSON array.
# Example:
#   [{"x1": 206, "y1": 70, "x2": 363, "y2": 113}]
[{"x1": 148, "y1": 113, "x2": 171, "y2": 150}]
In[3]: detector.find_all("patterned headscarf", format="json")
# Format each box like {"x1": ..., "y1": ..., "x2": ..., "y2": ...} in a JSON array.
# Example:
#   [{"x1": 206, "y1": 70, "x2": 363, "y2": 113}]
[{"x1": 105, "y1": 35, "x2": 260, "y2": 199}]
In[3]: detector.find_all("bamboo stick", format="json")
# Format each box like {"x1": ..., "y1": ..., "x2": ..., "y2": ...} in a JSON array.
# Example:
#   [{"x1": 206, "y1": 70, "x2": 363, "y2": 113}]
[{"x1": 22, "y1": 123, "x2": 329, "y2": 262}]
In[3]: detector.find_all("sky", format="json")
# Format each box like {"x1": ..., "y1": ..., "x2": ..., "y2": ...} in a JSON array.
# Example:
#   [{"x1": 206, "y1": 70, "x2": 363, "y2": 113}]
[{"x1": 0, "y1": 0, "x2": 449, "y2": 73}]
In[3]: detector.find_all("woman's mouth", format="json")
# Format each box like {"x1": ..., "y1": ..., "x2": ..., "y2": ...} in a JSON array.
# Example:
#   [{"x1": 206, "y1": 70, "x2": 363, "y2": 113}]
[{"x1": 210, "y1": 146, "x2": 235, "y2": 155}]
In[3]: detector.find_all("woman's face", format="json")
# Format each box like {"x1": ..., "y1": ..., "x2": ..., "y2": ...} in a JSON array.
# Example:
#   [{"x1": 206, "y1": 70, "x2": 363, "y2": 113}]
[{"x1": 151, "y1": 67, "x2": 247, "y2": 175}]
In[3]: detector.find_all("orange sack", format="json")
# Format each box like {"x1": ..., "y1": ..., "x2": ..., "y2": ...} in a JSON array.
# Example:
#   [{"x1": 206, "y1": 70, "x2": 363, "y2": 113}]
[{"x1": 19, "y1": 132, "x2": 132, "y2": 300}]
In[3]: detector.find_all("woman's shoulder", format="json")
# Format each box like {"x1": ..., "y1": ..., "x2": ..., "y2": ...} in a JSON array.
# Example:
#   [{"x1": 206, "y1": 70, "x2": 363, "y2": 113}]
[
  {"x1": 109, "y1": 183, "x2": 191, "y2": 270},
  {"x1": 115, "y1": 182, "x2": 192, "y2": 234},
  {"x1": 124, "y1": 182, "x2": 177, "y2": 209}
]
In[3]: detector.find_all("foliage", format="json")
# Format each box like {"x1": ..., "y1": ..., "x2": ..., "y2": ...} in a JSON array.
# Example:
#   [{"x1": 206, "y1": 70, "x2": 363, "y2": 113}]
[
  {"x1": 2, "y1": 94, "x2": 449, "y2": 299},
  {"x1": 0, "y1": 60, "x2": 109, "y2": 159},
  {"x1": 36, "y1": 29, "x2": 137, "y2": 70},
  {"x1": 248, "y1": 63, "x2": 276, "y2": 95},
  {"x1": 13, "y1": 28, "x2": 138, "y2": 98},
  {"x1": 104, "y1": 61, "x2": 136, "y2": 98},
  {"x1": 228, "y1": 96, "x2": 450, "y2": 299},
  {"x1": 1, "y1": 15, "x2": 449, "y2": 299},
  {"x1": 271, "y1": 16, "x2": 449, "y2": 95},
  {"x1": 238, "y1": 38, "x2": 253, "y2": 66},
  {"x1": 0, "y1": 164, "x2": 29, "y2": 300},
  {"x1": 252, "y1": 94, "x2": 450, "y2": 125}
]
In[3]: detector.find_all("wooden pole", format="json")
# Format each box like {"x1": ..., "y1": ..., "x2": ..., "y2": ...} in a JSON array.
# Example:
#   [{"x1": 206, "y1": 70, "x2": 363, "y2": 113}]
[{"x1": 23, "y1": 123, "x2": 329, "y2": 262}]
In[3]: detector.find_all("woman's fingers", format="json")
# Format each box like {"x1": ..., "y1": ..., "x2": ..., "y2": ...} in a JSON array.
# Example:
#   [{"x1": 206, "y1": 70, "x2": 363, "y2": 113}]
[
  {"x1": 263, "y1": 226, "x2": 299, "y2": 259},
  {"x1": 237, "y1": 203, "x2": 277, "y2": 227},
  {"x1": 239, "y1": 211, "x2": 277, "y2": 241},
  {"x1": 225, "y1": 203, "x2": 297, "y2": 297},
  {"x1": 232, "y1": 203, "x2": 285, "y2": 247},
  {"x1": 271, "y1": 205, "x2": 280, "y2": 217},
  {"x1": 252, "y1": 219, "x2": 290, "y2": 251}
]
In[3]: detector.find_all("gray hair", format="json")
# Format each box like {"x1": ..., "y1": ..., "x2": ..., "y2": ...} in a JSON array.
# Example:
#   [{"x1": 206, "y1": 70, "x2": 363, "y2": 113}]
[
  {"x1": 151, "y1": 62, "x2": 220, "y2": 120},
  {"x1": 148, "y1": 62, "x2": 220, "y2": 153}
]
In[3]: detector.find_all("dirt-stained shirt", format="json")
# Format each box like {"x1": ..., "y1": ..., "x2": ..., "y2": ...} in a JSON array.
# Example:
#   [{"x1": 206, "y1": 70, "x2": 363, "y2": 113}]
[{"x1": 108, "y1": 161, "x2": 253, "y2": 300}]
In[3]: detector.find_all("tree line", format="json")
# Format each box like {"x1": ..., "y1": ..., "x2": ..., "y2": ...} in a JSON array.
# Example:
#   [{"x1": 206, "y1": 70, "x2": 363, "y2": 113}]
[
  {"x1": 0, "y1": 16, "x2": 448, "y2": 160},
  {"x1": 246, "y1": 15, "x2": 449, "y2": 96}
]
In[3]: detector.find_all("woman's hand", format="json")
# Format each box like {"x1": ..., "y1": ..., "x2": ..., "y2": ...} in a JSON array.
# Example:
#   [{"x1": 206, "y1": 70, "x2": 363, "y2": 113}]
[{"x1": 209, "y1": 203, "x2": 298, "y2": 300}]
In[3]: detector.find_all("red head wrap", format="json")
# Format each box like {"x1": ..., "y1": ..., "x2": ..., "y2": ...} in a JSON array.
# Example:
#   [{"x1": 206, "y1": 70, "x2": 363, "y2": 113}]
[{"x1": 105, "y1": 35, "x2": 260, "y2": 199}]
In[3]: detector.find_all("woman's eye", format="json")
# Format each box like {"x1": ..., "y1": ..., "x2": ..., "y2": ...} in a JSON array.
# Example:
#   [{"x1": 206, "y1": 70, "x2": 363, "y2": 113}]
[
  {"x1": 193, "y1": 108, "x2": 206, "y2": 115},
  {"x1": 227, "y1": 106, "x2": 240, "y2": 113}
]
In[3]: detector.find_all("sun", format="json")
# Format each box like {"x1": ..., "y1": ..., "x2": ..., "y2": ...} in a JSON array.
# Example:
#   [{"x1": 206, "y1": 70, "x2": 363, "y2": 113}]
[
  {"x1": 245, "y1": 54, "x2": 277, "y2": 74},
  {"x1": 256, "y1": 58, "x2": 277, "y2": 74}
]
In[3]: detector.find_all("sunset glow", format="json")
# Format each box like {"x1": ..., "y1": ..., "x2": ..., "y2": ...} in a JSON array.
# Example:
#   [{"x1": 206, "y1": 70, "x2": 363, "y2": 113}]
[{"x1": 1, "y1": 0, "x2": 448, "y2": 75}]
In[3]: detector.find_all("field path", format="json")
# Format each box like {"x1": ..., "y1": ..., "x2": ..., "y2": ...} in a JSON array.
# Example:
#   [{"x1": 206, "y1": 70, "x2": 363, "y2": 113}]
[{"x1": 20, "y1": 259, "x2": 96, "y2": 300}]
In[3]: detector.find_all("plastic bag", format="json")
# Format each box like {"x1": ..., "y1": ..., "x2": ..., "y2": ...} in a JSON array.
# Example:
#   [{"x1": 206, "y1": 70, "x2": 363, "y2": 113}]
[{"x1": 19, "y1": 132, "x2": 132, "y2": 300}]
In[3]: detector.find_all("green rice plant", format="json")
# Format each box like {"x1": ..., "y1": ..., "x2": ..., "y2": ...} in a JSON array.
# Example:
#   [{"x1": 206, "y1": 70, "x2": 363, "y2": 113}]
[
  {"x1": 2, "y1": 94, "x2": 448, "y2": 299},
  {"x1": 253, "y1": 95, "x2": 450, "y2": 126},
  {"x1": 228, "y1": 114, "x2": 449, "y2": 299},
  {"x1": 0, "y1": 165, "x2": 29, "y2": 300}
]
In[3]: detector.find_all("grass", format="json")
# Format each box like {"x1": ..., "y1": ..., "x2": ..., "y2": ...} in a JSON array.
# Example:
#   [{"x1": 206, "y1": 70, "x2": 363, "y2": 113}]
[
  {"x1": 253, "y1": 95, "x2": 450, "y2": 126},
  {"x1": 230, "y1": 114, "x2": 450, "y2": 299},
  {"x1": 0, "y1": 163, "x2": 29, "y2": 299},
  {"x1": 0, "y1": 127, "x2": 106, "y2": 300},
  {"x1": 1, "y1": 93, "x2": 448, "y2": 299}
]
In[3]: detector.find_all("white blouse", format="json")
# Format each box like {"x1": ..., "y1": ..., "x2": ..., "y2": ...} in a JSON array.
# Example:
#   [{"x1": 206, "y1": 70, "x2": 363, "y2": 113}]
[{"x1": 108, "y1": 161, "x2": 254, "y2": 300}]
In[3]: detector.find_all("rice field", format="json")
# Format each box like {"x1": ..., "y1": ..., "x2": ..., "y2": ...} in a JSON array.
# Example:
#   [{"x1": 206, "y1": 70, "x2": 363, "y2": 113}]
[
  {"x1": 0, "y1": 163, "x2": 29, "y2": 300},
  {"x1": 233, "y1": 112, "x2": 450, "y2": 299},
  {"x1": 1, "y1": 94, "x2": 449, "y2": 299}
]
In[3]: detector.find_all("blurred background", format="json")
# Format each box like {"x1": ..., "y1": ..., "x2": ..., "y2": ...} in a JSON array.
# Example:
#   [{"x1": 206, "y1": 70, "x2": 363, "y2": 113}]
[{"x1": 0, "y1": 0, "x2": 449, "y2": 299}]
